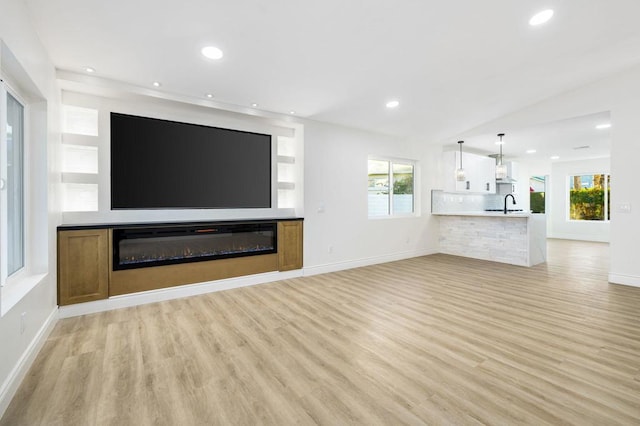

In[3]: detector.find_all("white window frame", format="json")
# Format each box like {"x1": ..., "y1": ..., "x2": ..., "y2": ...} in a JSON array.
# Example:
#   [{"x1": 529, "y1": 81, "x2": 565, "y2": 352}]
[
  {"x1": 567, "y1": 173, "x2": 610, "y2": 222},
  {"x1": 0, "y1": 74, "x2": 47, "y2": 315},
  {"x1": 368, "y1": 156, "x2": 417, "y2": 218},
  {"x1": 0, "y1": 80, "x2": 27, "y2": 285}
]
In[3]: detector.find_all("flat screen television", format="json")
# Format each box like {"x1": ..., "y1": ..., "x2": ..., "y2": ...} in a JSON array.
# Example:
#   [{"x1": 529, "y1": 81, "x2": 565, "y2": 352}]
[{"x1": 110, "y1": 113, "x2": 272, "y2": 209}]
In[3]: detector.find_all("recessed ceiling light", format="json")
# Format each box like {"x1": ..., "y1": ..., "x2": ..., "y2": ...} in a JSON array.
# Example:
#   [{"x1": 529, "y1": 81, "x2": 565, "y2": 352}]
[
  {"x1": 529, "y1": 9, "x2": 554, "y2": 26},
  {"x1": 152, "y1": 81, "x2": 161, "y2": 87},
  {"x1": 596, "y1": 123, "x2": 611, "y2": 129},
  {"x1": 289, "y1": 111, "x2": 296, "y2": 115},
  {"x1": 526, "y1": 149, "x2": 537, "y2": 154},
  {"x1": 550, "y1": 155, "x2": 560, "y2": 160},
  {"x1": 386, "y1": 100, "x2": 400, "y2": 109},
  {"x1": 205, "y1": 93, "x2": 214, "y2": 99},
  {"x1": 85, "y1": 67, "x2": 95, "y2": 73},
  {"x1": 251, "y1": 103, "x2": 259, "y2": 108},
  {"x1": 201, "y1": 46, "x2": 224, "y2": 60}
]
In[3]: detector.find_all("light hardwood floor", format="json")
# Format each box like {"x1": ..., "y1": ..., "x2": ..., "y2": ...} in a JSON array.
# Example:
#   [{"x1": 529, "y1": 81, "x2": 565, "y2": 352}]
[{"x1": 2, "y1": 239, "x2": 640, "y2": 425}]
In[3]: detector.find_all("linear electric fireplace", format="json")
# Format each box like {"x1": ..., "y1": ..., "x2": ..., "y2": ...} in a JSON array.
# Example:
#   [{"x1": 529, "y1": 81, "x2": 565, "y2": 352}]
[{"x1": 112, "y1": 222, "x2": 277, "y2": 270}]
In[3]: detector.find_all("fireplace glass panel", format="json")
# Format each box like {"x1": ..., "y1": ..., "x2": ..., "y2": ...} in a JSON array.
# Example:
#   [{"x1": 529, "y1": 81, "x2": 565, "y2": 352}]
[{"x1": 113, "y1": 223, "x2": 276, "y2": 270}]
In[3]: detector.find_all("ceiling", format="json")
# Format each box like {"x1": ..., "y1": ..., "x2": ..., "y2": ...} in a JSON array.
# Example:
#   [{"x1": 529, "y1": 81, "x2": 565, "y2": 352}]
[
  {"x1": 458, "y1": 111, "x2": 612, "y2": 173},
  {"x1": 24, "y1": 0, "x2": 640, "y2": 156}
]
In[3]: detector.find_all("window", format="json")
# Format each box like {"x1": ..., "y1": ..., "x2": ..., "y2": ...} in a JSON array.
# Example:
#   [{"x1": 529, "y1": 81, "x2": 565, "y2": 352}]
[
  {"x1": 5, "y1": 92, "x2": 25, "y2": 276},
  {"x1": 0, "y1": 42, "x2": 49, "y2": 315},
  {"x1": 368, "y1": 158, "x2": 415, "y2": 217},
  {"x1": 530, "y1": 176, "x2": 546, "y2": 214},
  {"x1": 569, "y1": 174, "x2": 610, "y2": 221},
  {"x1": 1, "y1": 86, "x2": 25, "y2": 284}
]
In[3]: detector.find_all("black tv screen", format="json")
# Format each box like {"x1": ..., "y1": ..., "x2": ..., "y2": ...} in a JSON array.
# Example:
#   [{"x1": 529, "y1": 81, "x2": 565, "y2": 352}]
[{"x1": 111, "y1": 113, "x2": 272, "y2": 209}]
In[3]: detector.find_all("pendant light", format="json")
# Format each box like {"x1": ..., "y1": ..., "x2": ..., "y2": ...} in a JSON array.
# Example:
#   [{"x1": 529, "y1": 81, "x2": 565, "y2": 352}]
[
  {"x1": 456, "y1": 141, "x2": 465, "y2": 181},
  {"x1": 495, "y1": 133, "x2": 508, "y2": 179}
]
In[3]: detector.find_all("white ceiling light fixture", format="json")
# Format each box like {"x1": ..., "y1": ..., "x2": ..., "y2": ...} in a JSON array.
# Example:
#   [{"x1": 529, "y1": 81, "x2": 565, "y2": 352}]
[
  {"x1": 595, "y1": 123, "x2": 612, "y2": 129},
  {"x1": 85, "y1": 67, "x2": 95, "y2": 73},
  {"x1": 205, "y1": 93, "x2": 214, "y2": 99},
  {"x1": 526, "y1": 149, "x2": 537, "y2": 154},
  {"x1": 551, "y1": 155, "x2": 560, "y2": 160},
  {"x1": 495, "y1": 133, "x2": 508, "y2": 179},
  {"x1": 152, "y1": 81, "x2": 161, "y2": 87},
  {"x1": 201, "y1": 46, "x2": 224, "y2": 60},
  {"x1": 456, "y1": 140, "x2": 465, "y2": 182},
  {"x1": 289, "y1": 110, "x2": 296, "y2": 115},
  {"x1": 529, "y1": 9, "x2": 554, "y2": 26},
  {"x1": 251, "y1": 103, "x2": 259, "y2": 108},
  {"x1": 386, "y1": 100, "x2": 400, "y2": 109}
]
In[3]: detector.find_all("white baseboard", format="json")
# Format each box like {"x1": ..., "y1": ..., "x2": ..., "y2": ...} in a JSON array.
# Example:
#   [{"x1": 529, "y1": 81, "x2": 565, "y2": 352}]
[
  {"x1": 58, "y1": 269, "x2": 303, "y2": 318},
  {"x1": 303, "y1": 248, "x2": 437, "y2": 277},
  {"x1": 0, "y1": 307, "x2": 58, "y2": 419},
  {"x1": 547, "y1": 233, "x2": 609, "y2": 243},
  {"x1": 608, "y1": 273, "x2": 640, "y2": 288}
]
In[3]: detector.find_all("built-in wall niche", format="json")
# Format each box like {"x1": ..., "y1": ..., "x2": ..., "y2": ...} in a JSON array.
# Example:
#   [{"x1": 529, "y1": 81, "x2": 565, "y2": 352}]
[
  {"x1": 60, "y1": 105, "x2": 99, "y2": 212},
  {"x1": 60, "y1": 95, "x2": 303, "y2": 216},
  {"x1": 277, "y1": 136, "x2": 297, "y2": 209},
  {"x1": 62, "y1": 105, "x2": 98, "y2": 136}
]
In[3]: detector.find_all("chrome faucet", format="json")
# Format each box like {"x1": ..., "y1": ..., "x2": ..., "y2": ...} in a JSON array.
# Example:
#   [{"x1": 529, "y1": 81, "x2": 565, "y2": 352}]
[{"x1": 504, "y1": 194, "x2": 516, "y2": 214}]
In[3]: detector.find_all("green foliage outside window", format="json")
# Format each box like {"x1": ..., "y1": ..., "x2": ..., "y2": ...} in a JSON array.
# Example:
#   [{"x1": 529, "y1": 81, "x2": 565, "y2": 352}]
[
  {"x1": 393, "y1": 175, "x2": 413, "y2": 195},
  {"x1": 570, "y1": 187, "x2": 606, "y2": 220},
  {"x1": 569, "y1": 174, "x2": 610, "y2": 221},
  {"x1": 530, "y1": 192, "x2": 545, "y2": 214}
]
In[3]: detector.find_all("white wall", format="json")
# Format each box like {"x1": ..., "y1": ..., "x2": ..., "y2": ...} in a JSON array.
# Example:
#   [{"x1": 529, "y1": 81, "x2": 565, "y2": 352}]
[
  {"x1": 0, "y1": 0, "x2": 59, "y2": 417},
  {"x1": 548, "y1": 157, "x2": 610, "y2": 242},
  {"x1": 303, "y1": 121, "x2": 440, "y2": 273},
  {"x1": 608, "y1": 91, "x2": 640, "y2": 286},
  {"x1": 513, "y1": 161, "x2": 531, "y2": 212}
]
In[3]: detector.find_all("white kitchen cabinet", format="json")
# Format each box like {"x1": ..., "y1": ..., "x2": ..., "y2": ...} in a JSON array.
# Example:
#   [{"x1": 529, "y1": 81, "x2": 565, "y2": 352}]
[{"x1": 442, "y1": 151, "x2": 496, "y2": 194}]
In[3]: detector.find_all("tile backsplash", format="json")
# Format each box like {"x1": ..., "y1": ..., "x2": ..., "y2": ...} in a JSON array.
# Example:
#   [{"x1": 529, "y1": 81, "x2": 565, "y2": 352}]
[{"x1": 431, "y1": 190, "x2": 511, "y2": 213}]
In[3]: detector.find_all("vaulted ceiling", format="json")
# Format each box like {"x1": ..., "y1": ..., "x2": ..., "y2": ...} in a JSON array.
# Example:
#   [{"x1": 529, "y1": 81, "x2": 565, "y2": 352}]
[{"x1": 25, "y1": 0, "x2": 640, "y2": 157}]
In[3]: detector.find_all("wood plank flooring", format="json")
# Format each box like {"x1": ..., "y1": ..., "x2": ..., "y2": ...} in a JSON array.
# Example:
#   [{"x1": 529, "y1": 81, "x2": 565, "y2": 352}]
[{"x1": 2, "y1": 239, "x2": 640, "y2": 425}]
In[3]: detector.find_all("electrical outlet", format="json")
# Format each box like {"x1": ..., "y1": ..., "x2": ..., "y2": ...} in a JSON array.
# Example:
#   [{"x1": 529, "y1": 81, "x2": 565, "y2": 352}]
[
  {"x1": 20, "y1": 312, "x2": 26, "y2": 335},
  {"x1": 618, "y1": 203, "x2": 632, "y2": 213}
]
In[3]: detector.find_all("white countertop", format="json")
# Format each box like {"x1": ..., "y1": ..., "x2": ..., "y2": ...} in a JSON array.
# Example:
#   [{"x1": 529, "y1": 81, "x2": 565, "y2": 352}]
[{"x1": 432, "y1": 211, "x2": 533, "y2": 217}]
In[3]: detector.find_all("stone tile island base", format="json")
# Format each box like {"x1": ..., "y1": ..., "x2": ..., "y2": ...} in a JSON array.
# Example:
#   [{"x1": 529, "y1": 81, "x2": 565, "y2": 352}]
[{"x1": 437, "y1": 213, "x2": 547, "y2": 267}]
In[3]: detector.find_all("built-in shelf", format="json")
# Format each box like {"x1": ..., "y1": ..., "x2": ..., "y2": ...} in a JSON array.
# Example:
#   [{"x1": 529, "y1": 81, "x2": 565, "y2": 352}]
[
  {"x1": 61, "y1": 133, "x2": 100, "y2": 146},
  {"x1": 61, "y1": 105, "x2": 100, "y2": 213},
  {"x1": 277, "y1": 155, "x2": 296, "y2": 164},
  {"x1": 61, "y1": 172, "x2": 99, "y2": 184},
  {"x1": 276, "y1": 136, "x2": 299, "y2": 209}
]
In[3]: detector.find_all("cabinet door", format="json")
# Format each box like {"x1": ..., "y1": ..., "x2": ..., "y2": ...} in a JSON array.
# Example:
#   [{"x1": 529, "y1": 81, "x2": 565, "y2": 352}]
[
  {"x1": 278, "y1": 221, "x2": 303, "y2": 271},
  {"x1": 443, "y1": 151, "x2": 497, "y2": 193},
  {"x1": 473, "y1": 155, "x2": 496, "y2": 194},
  {"x1": 58, "y1": 229, "x2": 109, "y2": 305},
  {"x1": 443, "y1": 151, "x2": 472, "y2": 192},
  {"x1": 465, "y1": 153, "x2": 481, "y2": 192}
]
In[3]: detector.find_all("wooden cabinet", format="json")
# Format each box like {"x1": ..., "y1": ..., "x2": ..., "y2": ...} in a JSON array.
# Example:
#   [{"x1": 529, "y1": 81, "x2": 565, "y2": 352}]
[
  {"x1": 58, "y1": 229, "x2": 109, "y2": 305},
  {"x1": 278, "y1": 220, "x2": 303, "y2": 271},
  {"x1": 443, "y1": 151, "x2": 496, "y2": 194},
  {"x1": 58, "y1": 219, "x2": 304, "y2": 305}
]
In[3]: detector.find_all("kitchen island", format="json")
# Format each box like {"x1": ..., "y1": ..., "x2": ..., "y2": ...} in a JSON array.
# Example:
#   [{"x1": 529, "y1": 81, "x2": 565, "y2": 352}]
[{"x1": 433, "y1": 212, "x2": 546, "y2": 267}]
